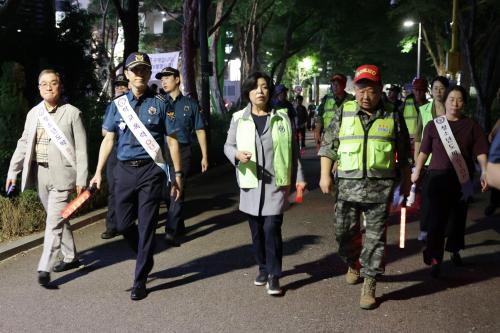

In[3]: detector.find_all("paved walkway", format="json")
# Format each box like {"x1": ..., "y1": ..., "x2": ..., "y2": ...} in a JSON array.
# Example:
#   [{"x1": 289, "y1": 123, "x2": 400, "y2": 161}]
[{"x1": 1, "y1": 132, "x2": 499, "y2": 332}]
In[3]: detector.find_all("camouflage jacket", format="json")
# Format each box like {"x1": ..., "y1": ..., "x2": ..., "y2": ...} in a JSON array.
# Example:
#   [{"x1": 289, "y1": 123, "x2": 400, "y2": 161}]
[{"x1": 318, "y1": 101, "x2": 411, "y2": 203}]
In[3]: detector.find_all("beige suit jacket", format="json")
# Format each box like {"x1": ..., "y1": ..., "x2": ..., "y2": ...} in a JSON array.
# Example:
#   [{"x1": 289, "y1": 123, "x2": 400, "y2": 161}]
[{"x1": 7, "y1": 103, "x2": 88, "y2": 191}]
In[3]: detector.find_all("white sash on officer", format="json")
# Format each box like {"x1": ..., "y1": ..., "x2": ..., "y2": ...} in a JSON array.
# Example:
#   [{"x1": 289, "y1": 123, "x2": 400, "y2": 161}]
[
  {"x1": 434, "y1": 115, "x2": 473, "y2": 199},
  {"x1": 36, "y1": 101, "x2": 76, "y2": 169},
  {"x1": 113, "y1": 95, "x2": 169, "y2": 176}
]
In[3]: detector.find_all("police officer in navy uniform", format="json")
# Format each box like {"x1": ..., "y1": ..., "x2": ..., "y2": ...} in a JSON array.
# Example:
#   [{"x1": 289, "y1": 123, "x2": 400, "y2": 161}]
[
  {"x1": 101, "y1": 74, "x2": 129, "y2": 239},
  {"x1": 90, "y1": 52, "x2": 183, "y2": 301},
  {"x1": 156, "y1": 66, "x2": 208, "y2": 245}
]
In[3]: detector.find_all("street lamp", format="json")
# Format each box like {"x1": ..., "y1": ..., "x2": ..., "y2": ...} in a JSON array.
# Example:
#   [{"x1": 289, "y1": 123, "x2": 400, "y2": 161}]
[{"x1": 403, "y1": 20, "x2": 422, "y2": 78}]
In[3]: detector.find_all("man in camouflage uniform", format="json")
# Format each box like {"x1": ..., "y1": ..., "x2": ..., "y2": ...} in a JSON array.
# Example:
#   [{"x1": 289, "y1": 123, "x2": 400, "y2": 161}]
[
  {"x1": 319, "y1": 65, "x2": 411, "y2": 310},
  {"x1": 314, "y1": 73, "x2": 354, "y2": 145}
]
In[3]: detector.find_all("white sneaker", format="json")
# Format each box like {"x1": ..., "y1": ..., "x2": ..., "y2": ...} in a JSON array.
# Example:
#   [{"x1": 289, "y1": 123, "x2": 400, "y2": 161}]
[{"x1": 418, "y1": 231, "x2": 428, "y2": 242}]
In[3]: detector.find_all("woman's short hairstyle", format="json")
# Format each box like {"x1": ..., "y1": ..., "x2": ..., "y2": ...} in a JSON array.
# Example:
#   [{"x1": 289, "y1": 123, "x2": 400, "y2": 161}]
[
  {"x1": 241, "y1": 72, "x2": 274, "y2": 105},
  {"x1": 431, "y1": 75, "x2": 450, "y2": 89},
  {"x1": 443, "y1": 85, "x2": 468, "y2": 105}
]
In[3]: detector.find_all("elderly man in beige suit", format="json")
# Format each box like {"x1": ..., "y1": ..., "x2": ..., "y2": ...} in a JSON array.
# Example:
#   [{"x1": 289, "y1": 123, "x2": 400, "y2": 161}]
[{"x1": 5, "y1": 69, "x2": 88, "y2": 287}]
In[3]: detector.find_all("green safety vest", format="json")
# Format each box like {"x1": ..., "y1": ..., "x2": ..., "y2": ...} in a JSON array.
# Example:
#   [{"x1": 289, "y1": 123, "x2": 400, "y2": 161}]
[
  {"x1": 321, "y1": 93, "x2": 353, "y2": 129},
  {"x1": 403, "y1": 96, "x2": 418, "y2": 138},
  {"x1": 337, "y1": 101, "x2": 396, "y2": 179},
  {"x1": 419, "y1": 101, "x2": 434, "y2": 166},
  {"x1": 233, "y1": 108, "x2": 292, "y2": 188}
]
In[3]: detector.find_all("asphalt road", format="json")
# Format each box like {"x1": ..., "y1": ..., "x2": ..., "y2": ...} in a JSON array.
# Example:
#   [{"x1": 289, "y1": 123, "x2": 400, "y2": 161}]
[{"x1": 1, "y1": 133, "x2": 499, "y2": 333}]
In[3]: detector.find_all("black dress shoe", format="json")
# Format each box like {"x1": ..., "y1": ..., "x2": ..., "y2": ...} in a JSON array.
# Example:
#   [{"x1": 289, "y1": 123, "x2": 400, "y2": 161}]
[
  {"x1": 450, "y1": 252, "x2": 464, "y2": 266},
  {"x1": 165, "y1": 233, "x2": 181, "y2": 247},
  {"x1": 38, "y1": 271, "x2": 50, "y2": 287},
  {"x1": 430, "y1": 259, "x2": 441, "y2": 278},
  {"x1": 53, "y1": 259, "x2": 82, "y2": 272},
  {"x1": 101, "y1": 229, "x2": 119, "y2": 239},
  {"x1": 484, "y1": 205, "x2": 497, "y2": 216},
  {"x1": 131, "y1": 284, "x2": 148, "y2": 301}
]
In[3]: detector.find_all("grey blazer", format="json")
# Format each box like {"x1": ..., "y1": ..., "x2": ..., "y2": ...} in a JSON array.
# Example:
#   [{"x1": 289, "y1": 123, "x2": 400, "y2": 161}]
[
  {"x1": 7, "y1": 103, "x2": 89, "y2": 191},
  {"x1": 224, "y1": 104, "x2": 304, "y2": 216}
]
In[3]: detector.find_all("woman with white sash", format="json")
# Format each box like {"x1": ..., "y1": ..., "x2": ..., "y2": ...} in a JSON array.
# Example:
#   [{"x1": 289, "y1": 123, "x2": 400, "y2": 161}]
[
  {"x1": 411, "y1": 86, "x2": 489, "y2": 277},
  {"x1": 224, "y1": 72, "x2": 306, "y2": 295}
]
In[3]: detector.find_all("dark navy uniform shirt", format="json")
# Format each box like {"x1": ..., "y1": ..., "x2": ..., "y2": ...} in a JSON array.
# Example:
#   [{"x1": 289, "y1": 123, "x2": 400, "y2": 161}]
[
  {"x1": 165, "y1": 93, "x2": 205, "y2": 144},
  {"x1": 102, "y1": 90, "x2": 178, "y2": 161}
]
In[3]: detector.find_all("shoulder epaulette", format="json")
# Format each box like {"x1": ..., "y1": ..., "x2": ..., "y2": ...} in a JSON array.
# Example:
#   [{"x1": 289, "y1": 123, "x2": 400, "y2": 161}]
[{"x1": 155, "y1": 94, "x2": 166, "y2": 102}]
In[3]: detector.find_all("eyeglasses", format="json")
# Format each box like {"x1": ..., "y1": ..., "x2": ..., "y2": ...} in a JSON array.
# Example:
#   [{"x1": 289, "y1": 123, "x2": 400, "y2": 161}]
[{"x1": 39, "y1": 81, "x2": 59, "y2": 89}]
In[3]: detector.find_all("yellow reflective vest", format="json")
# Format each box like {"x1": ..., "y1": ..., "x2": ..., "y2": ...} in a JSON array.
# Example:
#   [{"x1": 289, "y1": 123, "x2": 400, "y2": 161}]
[
  {"x1": 321, "y1": 93, "x2": 354, "y2": 129},
  {"x1": 337, "y1": 101, "x2": 396, "y2": 179},
  {"x1": 419, "y1": 101, "x2": 434, "y2": 166},
  {"x1": 403, "y1": 96, "x2": 419, "y2": 138},
  {"x1": 233, "y1": 108, "x2": 292, "y2": 188}
]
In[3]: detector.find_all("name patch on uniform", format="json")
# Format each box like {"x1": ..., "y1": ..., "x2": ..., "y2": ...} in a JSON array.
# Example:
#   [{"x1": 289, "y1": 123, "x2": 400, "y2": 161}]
[{"x1": 377, "y1": 124, "x2": 390, "y2": 133}]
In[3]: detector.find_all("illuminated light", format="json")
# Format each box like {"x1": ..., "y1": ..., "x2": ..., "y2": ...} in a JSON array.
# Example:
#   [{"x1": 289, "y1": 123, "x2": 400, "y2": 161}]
[
  {"x1": 399, "y1": 207, "x2": 406, "y2": 248},
  {"x1": 403, "y1": 20, "x2": 415, "y2": 27},
  {"x1": 300, "y1": 57, "x2": 313, "y2": 71},
  {"x1": 162, "y1": 17, "x2": 167, "y2": 22},
  {"x1": 17, "y1": 29, "x2": 22, "y2": 32},
  {"x1": 161, "y1": 11, "x2": 166, "y2": 15}
]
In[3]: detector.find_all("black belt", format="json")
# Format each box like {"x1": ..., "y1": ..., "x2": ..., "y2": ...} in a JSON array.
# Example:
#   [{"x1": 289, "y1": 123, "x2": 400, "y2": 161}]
[
  {"x1": 121, "y1": 159, "x2": 153, "y2": 167},
  {"x1": 37, "y1": 162, "x2": 49, "y2": 168}
]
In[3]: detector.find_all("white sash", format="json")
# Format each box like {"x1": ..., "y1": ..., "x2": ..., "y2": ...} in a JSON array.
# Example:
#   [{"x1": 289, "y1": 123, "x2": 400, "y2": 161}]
[
  {"x1": 36, "y1": 101, "x2": 76, "y2": 169},
  {"x1": 434, "y1": 116, "x2": 473, "y2": 199},
  {"x1": 114, "y1": 95, "x2": 168, "y2": 176}
]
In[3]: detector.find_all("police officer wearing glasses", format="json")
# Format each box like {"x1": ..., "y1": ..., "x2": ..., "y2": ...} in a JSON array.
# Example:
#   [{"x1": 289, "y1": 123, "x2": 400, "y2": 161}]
[{"x1": 90, "y1": 52, "x2": 183, "y2": 301}]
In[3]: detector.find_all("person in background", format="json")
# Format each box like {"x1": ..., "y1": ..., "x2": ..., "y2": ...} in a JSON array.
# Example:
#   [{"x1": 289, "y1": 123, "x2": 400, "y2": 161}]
[
  {"x1": 314, "y1": 73, "x2": 354, "y2": 145},
  {"x1": 101, "y1": 74, "x2": 130, "y2": 239},
  {"x1": 272, "y1": 84, "x2": 296, "y2": 130},
  {"x1": 402, "y1": 78, "x2": 428, "y2": 145},
  {"x1": 224, "y1": 72, "x2": 305, "y2": 296},
  {"x1": 295, "y1": 95, "x2": 308, "y2": 150},
  {"x1": 413, "y1": 76, "x2": 449, "y2": 242},
  {"x1": 6, "y1": 69, "x2": 88, "y2": 287},
  {"x1": 386, "y1": 84, "x2": 403, "y2": 111},
  {"x1": 412, "y1": 86, "x2": 489, "y2": 277},
  {"x1": 307, "y1": 104, "x2": 316, "y2": 131}
]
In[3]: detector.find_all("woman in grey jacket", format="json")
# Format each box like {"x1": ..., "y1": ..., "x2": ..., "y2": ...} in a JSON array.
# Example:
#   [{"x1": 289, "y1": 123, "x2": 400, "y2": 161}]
[{"x1": 224, "y1": 72, "x2": 306, "y2": 295}]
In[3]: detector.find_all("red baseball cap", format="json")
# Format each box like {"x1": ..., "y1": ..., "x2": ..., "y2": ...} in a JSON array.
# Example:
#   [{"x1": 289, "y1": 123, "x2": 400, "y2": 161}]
[
  {"x1": 412, "y1": 78, "x2": 428, "y2": 90},
  {"x1": 353, "y1": 64, "x2": 381, "y2": 83}
]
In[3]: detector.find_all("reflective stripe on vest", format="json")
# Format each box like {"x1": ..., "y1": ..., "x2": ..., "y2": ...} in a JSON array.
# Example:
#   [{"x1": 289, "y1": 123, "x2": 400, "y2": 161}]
[
  {"x1": 337, "y1": 101, "x2": 396, "y2": 179},
  {"x1": 403, "y1": 97, "x2": 418, "y2": 137},
  {"x1": 419, "y1": 101, "x2": 434, "y2": 166},
  {"x1": 233, "y1": 108, "x2": 292, "y2": 188}
]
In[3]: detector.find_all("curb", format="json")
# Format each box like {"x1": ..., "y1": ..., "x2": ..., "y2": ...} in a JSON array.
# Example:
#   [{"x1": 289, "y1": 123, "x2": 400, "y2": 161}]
[
  {"x1": 0, "y1": 163, "x2": 231, "y2": 263},
  {"x1": 0, "y1": 208, "x2": 107, "y2": 262}
]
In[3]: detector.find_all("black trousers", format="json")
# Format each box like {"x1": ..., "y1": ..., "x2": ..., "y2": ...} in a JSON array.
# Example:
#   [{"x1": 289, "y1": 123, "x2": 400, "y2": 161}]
[
  {"x1": 297, "y1": 127, "x2": 306, "y2": 148},
  {"x1": 419, "y1": 167, "x2": 431, "y2": 232},
  {"x1": 247, "y1": 214, "x2": 284, "y2": 277},
  {"x1": 424, "y1": 170, "x2": 468, "y2": 263},
  {"x1": 164, "y1": 144, "x2": 192, "y2": 235},
  {"x1": 114, "y1": 161, "x2": 164, "y2": 286},
  {"x1": 104, "y1": 146, "x2": 118, "y2": 232}
]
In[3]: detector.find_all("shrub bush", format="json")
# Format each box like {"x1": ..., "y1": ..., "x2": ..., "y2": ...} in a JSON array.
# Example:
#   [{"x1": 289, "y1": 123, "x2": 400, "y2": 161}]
[{"x1": 0, "y1": 190, "x2": 45, "y2": 241}]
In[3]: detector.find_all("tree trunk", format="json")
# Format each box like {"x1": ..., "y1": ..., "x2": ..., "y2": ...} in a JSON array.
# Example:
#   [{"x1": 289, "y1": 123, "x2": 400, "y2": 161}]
[
  {"x1": 182, "y1": 0, "x2": 198, "y2": 100},
  {"x1": 111, "y1": 0, "x2": 139, "y2": 63},
  {"x1": 209, "y1": 0, "x2": 227, "y2": 114},
  {"x1": 459, "y1": 0, "x2": 500, "y2": 130}
]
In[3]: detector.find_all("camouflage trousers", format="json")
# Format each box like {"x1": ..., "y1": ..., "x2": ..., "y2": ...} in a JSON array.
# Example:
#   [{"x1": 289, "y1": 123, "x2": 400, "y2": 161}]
[{"x1": 335, "y1": 200, "x2": 389, "y2": 278}]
